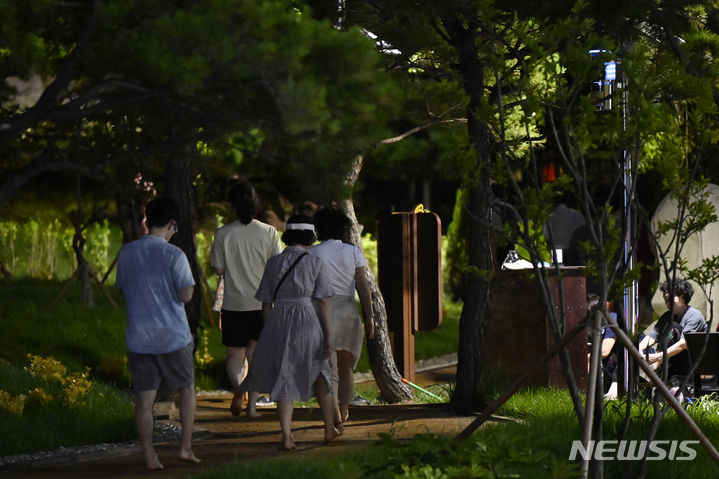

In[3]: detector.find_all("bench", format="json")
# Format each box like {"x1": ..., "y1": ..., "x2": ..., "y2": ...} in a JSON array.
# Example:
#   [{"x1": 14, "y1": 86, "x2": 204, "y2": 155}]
[{"x1": 684, "y1": 332, "x2": 719, "y2": 396}]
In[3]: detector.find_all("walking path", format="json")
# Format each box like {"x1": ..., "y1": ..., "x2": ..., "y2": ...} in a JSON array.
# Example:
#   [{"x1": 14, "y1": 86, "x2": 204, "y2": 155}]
[{"x1": 1, "y1": 360, "x2": 481, "y2": 478}]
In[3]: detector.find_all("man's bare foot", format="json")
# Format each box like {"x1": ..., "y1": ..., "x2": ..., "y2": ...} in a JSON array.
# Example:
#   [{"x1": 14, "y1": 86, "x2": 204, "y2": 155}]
[
  {"x1": 145, "y1": 453, "x2": 164, "y2": 470},
  {"x1": 179, "y1": 450, "x2": 201, "y2": 464}
]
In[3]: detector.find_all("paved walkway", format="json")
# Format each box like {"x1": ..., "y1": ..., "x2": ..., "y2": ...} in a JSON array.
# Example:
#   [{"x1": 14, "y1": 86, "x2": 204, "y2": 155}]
[{"x1": 2, "y1": 363, "x2": 480, "y2": 478}]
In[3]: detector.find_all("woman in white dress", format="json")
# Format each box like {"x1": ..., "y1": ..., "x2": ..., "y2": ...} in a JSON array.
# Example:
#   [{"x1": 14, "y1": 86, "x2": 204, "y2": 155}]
[
  {"x1": 310, "y1": 208, "x2": 374, "y2": 424},
  {"x1": 241, "y1": 215, "x2": 340, "y2": 450}
]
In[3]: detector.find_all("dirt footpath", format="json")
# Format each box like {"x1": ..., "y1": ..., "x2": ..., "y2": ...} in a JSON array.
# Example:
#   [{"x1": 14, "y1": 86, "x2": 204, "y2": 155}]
[{"x1": 2, "y1": 365, "x2": 480, "y2": 478}]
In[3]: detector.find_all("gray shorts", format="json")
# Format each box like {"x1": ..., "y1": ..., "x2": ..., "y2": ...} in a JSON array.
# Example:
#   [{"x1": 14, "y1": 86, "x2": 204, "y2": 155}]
[{"x1": 127, "y1": 343, "x2": 195, "y2": 392}]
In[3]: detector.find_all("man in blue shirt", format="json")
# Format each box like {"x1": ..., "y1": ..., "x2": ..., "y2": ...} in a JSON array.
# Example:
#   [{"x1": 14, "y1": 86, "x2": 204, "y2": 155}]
[{"x1": 116, "y1": 197, "x2": 200, "y2": 470}]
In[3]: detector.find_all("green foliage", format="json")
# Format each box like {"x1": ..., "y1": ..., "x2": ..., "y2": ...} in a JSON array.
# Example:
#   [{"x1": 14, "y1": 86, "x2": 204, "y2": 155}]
[
  {"x1": 685, "y1": 255, "x2": 719, "y2": 293},
  {"x1": 0, "y1": 356, "x2": 134, "y2": 456},
  {"x1": 1, "y1": 0, "x2": 401, "y2": 216},
  {"x1": 0, "y1": 220, "x2": 18, "y2": 271},
  {"x1": 191, "y1": 388, "x2": 719, "y2": 478},
  {"x1": 0, "y1": 272, "x2": 459, "y2": 393},
  {"x1": 354, "y1": 294, "x2": 461, "y2": 374},
  {"x1": 193, "y1": 324, "x2": 230, "y2": 391},
  {"x1": 86, "y1": 220, "x2": 113, "y2": 277},
  {"x1": 444, "y1": 189, "x2": 467, "y2": 301},
  {"x1": 0, "y1": 277, "x2": 231, "y2": 452},
  {"x1": 0, "y1": 279, "x2": 129, "y2": 380},
  {"x1": 362, "y1": 428, "x2": 580, "y2": 479},
  {"x1": 414, "y1": 298, "x2": 461, "y2": 361},
  {"x1": 361, "y1": 234, "x2": 378, "y2": 278},
  {"x1": 497, "y1": 387, "x2": 579, "y2": 422},
  {"x1": 496, "y1": 389, "x2": 719, "y2": 477},
  {"x1": 0, "y1": 218, "x2": 70, "y2": 279},
  {"x1": 0, "y1": 218, "x2": 120, "y2": 280},
  {"x1": 7, "y1": 0, "x2": 719, "y2": 470},
  {"x1": 191, "y1": 451, "x2": 365, "y2": 479},
  {"x1": 655, "y1": 181, "x2": 718, "y2": 247}
]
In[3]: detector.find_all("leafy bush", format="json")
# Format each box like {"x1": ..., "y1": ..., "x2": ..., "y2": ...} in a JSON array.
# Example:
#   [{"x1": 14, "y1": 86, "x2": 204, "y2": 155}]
[
  {"x1": 361, "y1": 234, "x2": 378, "y2": 277},
  {"x1": 0, "y1": 218, "x2": 121, "y2": 280},
  {"x1": 0, "y1": 356, "x2": 134, "y2": 456},
  {"x1": 0, "y1": 279, "x2": 129, "y2": 379},
  {"x1": 361, "y1": 431, "x2": 581, "y2": 479},
  {"x1": 444, "y1": 189, "x2": 468, "y2": 302}
]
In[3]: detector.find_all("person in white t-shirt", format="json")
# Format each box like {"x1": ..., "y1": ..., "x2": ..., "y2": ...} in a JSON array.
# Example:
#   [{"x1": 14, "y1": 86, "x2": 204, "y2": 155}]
[
  {"x1": 310, "y1": 208, "x2": 374, "y2": 424},
  {"x1": 211, "y1": 181, "x2": 282, "y2": 417}
]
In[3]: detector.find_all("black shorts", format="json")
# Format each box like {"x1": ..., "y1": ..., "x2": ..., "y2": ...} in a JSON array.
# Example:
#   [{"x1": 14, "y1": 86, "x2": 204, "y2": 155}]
[{"x1": 221, "y1": 309, "x2": 264, "y2": 347}]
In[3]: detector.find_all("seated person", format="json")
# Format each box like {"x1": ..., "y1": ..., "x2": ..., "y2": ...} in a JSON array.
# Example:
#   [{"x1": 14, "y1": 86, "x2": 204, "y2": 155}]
[
  {"x1": 601, "y1": 322, "x2": 618, "y2": 399},
  {"x1": 639, "y1": 278, "x2": 707, "y2": 386},
  {"x1": 587, "y1": 294, "x2": 619, "y2": 399}
]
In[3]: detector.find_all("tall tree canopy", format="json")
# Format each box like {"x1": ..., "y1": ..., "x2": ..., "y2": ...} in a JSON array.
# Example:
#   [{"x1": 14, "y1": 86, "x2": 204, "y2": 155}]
[
  {"x1": 334, "y1": 0, "x2": 719, "y2": 417},
  {"x1": 1, "y1": 0, "x2": 400, "y2": 362},
  {"x1": 0, "y1": 0, "x2": 398, "y2": 210}
]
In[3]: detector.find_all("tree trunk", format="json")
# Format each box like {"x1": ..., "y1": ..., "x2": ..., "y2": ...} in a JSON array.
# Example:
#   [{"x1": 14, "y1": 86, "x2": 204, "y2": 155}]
[
  {"x1": 72, "y1": 231, "x2": 95, "y2": 308},
  {"x1": 164, "y1": 152, "x2": 201, "y2": 349},
  {"x1": 72, "y1": 175, "x2": 94, "y2": 307},
  {"x1": 453, "y1": 182, "x2": 492, "y2": 411},
  {"x1": 341, "y1": 155, "x2": 412, "y2": 402},
  {"x1": 441, "y1": 11, "x2": 494, "y2": 412}
]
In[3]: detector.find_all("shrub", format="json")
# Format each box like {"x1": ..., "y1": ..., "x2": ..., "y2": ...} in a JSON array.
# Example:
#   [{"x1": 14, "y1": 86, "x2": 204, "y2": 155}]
[{"x1": 0, "y1": 355, "x2": 134, "y2": 456}]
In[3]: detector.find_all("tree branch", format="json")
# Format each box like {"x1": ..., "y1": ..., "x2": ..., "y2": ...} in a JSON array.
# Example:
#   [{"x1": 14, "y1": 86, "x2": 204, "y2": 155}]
[
  {"x1": 0, "y1": 137, "x2": 200, "y2": 211},
  {"x1": 648, "y1": 0, "x2": 719, "y2": 107},
  {"x1": 0, "y1": 2, "x2": 100, "y2": 141},
  {"x1": 376, "y1": 117, "x2": 466, "y2": 146}
]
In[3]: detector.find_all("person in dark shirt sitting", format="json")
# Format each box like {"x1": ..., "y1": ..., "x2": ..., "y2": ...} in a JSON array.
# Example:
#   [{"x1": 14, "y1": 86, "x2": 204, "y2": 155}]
[{"x1": 639, "y1": 278, "x2": 707, "y2": 385}]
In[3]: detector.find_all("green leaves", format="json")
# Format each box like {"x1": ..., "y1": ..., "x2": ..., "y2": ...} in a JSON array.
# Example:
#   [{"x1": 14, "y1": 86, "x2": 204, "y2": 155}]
[{"x1": 1, "y1": 0, "x2": 404, "y2": 209}]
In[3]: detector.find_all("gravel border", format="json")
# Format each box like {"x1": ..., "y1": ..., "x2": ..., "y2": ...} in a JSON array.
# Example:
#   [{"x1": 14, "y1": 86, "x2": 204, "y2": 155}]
[{"x1": 0, "y1": 420, "x2": 182, "y2": 467}]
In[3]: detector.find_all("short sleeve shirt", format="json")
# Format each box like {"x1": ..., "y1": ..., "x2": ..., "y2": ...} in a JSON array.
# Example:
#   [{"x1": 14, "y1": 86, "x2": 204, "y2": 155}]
[
  {"x1": 116, "y1": 235, "x2": 195, "y2": 354},
  {"x1": 602, "y1": 313, "x2": 617, "y2": 340},
  {"x1": 649, "y1": 306, "x2": 707, "y2": 343},
  {"x1": 256, "y1": 246, "x2": 332, "y2": 303},
  {"x1": 677, "y1": 306, "x2": 707, "y2": 338},
  {"x1": 211, "y1": 219, "x2": 282, "y2": 311},
  {"x1": 309, "y1": 239, "x2": 366, "y2": 297}
]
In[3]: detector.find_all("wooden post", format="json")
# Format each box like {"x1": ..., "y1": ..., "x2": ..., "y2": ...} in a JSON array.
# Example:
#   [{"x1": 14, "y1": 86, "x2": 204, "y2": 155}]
[
  {"x1": 377, "y1": 206, "x2": 442, "y2": 383},
  {"x1": 399, "y1": 213, "x2": 416, "y2": 381}
]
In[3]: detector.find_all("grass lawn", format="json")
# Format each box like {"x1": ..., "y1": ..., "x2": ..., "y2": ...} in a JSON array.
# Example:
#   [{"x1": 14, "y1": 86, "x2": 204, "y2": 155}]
[
  {"x1": 0, "y1": 358, "x2": 135, "y2": 456},
  {"x1": 0, "y1": 279, "x2": 135, "y2": 456}
]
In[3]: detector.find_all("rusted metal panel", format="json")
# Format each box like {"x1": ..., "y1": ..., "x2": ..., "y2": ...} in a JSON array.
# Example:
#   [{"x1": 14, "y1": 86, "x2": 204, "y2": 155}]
[
  {"x1": 485, "y1": 269, "x2": 587, "y2": 389},
  {"x1": 415, "y1": 212, "x2": 443, "y2": 331}
]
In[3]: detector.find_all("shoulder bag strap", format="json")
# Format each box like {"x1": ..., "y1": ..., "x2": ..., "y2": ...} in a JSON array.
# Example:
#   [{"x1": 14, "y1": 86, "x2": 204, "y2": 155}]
[{"x1": 273, "y1": 252, "x2": 308, "y2": 301}]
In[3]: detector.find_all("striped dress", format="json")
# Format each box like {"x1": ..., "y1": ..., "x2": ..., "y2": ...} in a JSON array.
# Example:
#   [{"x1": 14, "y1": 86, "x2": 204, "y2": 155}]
[{"x1": 241, "y1": 245, "x2": 333, "y2": 401}]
